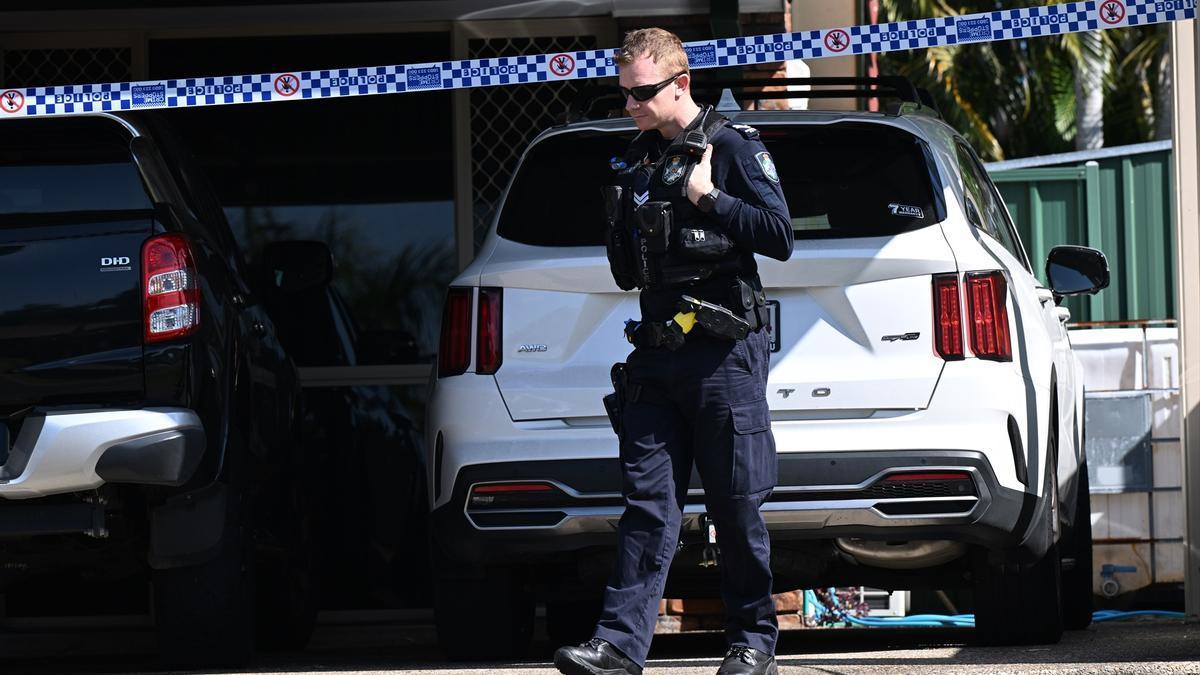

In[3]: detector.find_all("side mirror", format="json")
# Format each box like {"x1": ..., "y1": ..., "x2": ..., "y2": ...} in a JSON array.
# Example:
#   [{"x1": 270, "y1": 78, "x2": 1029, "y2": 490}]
[
  {"x1": 1046, "y1": 245, "x2": 1110, "y2": 296},
  {"x1": 261, "y1": 240, "x2": 333, "y2": 294}
]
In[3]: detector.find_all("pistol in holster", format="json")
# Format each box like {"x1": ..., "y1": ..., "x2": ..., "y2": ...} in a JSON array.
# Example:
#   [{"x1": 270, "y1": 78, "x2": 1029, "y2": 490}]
[{"x1": 603, "y1": 362, "x2": 631, "y2": 436}]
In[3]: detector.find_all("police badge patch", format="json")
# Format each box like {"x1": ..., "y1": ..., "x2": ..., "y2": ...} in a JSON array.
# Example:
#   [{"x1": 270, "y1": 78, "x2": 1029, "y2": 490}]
[
  {"x1": 756, "y1": 152, "x2": 779, "y2": 183},
  {"x1": 662, "y1": 155, "x2": 687, "y2": 185}
]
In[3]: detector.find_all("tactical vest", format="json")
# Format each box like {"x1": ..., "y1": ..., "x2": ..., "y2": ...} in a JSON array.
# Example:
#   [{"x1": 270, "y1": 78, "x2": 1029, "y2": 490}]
[{"x1": 604, "y1": 106, "x2": 764, "y2": 323}]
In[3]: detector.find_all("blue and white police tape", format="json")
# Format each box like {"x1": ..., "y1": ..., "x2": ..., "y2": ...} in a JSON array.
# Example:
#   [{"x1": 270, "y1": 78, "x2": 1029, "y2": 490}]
[{"x1": 0, "y1": 0, "x2": 1194, "y2": 119}]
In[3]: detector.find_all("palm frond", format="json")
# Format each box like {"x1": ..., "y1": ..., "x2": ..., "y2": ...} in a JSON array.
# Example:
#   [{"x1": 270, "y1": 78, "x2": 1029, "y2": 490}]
[{"x1": 877, "y1": 0, "x2": 1159, "y2": 158}]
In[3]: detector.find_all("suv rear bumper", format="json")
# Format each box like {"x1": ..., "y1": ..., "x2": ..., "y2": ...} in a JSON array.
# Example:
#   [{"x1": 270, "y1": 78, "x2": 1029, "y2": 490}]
[
  {"x1": 430, "y1": 450, "x2": 1041, "y2": 569},
  {"x1": 1, "y1": 407, "x2": 205, "y2": 500}
]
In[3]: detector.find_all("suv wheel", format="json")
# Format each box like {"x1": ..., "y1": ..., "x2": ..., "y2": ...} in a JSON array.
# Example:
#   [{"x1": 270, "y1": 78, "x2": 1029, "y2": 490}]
[
  {"x1": 545, "y1": 584, "x2": 605, "y2": 648},
  {"x1": 973, "y1": 406, "x2": 1065, "y2": 646},
  {"x1": 974, "y1": 540, "x2": 1065, "y2": 645},
  {"x1": 435, "y1": 568, "x2": 534, "y2": 660},
  {"x1": 1061, "y1": 415, "x2": 1095, "y2": 630}
]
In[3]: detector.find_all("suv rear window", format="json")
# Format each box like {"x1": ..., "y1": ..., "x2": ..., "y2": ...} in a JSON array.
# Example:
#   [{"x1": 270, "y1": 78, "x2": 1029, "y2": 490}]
[
  {"x1": 498, "y1": 130, "x2": 630, "y2": 247},
  {"x1": 0, "y1": 117, "x2": 152, "y2": 216},
  {"x1": 497, "y1": 121, "x2": 944, "y2": 247}
]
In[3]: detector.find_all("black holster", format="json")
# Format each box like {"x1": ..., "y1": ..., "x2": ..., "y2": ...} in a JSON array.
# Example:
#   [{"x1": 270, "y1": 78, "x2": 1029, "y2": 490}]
[
  {"x1": 624, "y1": 319, "x2": 686, "y2": 351},
  {"x1": 679, "y1": 295, "x2": 751, "y2": 341},
  {"x1": 603, "y1": 362, "x2": 630, "y2": 435},
  {"x1": 672, "y1": 275, "x2": 770, "y2": 341}
]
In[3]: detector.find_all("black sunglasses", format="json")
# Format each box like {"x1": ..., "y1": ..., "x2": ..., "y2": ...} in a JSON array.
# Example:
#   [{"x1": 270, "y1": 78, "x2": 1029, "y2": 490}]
[{"x1": 620, "y1": 71, "x2": 687, "y2": 102}]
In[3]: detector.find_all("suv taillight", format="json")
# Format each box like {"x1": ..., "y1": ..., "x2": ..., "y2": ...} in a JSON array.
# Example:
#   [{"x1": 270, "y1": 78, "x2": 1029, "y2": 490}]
[
  {"x1": 438, "y1": 287, "x2": 473, "y2": 377},
  {"x1": 932, "y1": 273, "x2": 964, "y2": 360},
  {"x1": 142, "y1": 234, "x2": 199, "y2": 343},
  {"x1": 476, "y1": 287, "x2": 503, "y2": 375},
  {"x1": 966, "y1": 270, "x2": 1012, "y2": 361}
]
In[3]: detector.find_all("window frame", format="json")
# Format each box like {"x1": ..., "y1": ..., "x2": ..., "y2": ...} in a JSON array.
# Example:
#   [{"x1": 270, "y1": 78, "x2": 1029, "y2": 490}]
[{"x1": 954, "y1": 139, "x2": 1032, "y2": 272}]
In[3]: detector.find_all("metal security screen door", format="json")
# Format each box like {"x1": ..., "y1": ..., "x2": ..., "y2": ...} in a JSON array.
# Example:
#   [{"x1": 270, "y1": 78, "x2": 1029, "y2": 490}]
[
  {"x1": 0, "y1": 33, "x2": 144, "y2": 88},
  {"x1": 452, "y1": 19, "x2": 617, "y2": 269}
]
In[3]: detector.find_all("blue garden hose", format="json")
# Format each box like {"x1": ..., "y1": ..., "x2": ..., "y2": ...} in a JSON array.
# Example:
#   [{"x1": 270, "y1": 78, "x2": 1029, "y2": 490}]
[
  {"x1": 803, "y1": 589, "x2": 1185, "y2": 627},
  {"x1": 1092, "y1": 609, "x2": 1186, "y2": 622}
]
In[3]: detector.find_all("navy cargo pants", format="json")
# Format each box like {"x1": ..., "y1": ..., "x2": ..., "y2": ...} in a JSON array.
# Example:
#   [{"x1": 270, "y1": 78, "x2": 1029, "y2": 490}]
[{"x1": 593, "y1": 327, "x2": 778, "y2": 666}]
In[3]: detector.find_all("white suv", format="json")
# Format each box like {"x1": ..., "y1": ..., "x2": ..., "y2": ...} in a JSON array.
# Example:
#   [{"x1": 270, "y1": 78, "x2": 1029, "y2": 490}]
[{"x1": 425, "y1": 79, "x2": 1110, "y2": 659}]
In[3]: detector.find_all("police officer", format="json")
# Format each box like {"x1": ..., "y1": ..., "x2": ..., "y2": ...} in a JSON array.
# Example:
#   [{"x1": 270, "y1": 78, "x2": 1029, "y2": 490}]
[{"x1": 553, "y1": 28, "x2": 793, "y2": 675}]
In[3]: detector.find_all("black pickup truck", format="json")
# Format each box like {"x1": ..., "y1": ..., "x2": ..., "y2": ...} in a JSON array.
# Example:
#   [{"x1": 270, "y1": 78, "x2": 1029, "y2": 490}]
[{"x1": 0, "y1": 112, "x2": 314, "y2": 666}]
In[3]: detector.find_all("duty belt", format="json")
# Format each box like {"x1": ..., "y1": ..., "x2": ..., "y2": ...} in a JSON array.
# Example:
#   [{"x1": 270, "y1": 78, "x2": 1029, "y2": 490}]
[{"x1": 624, "y1": 295, "x2": 767, "y2": 350}]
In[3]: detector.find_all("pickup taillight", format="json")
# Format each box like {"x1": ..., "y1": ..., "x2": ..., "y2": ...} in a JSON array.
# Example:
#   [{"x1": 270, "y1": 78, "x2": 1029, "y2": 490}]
[{"x1": 142, "y1": 234, "x2": 200, "y2": 343}]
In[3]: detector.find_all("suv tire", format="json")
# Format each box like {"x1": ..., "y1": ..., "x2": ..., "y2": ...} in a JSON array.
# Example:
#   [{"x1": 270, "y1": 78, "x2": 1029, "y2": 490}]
[
  {"x1": 1061, "y1": 411, "x2": 1094, "y2": 630},
  {"x1": 545, "y1": 585, "x2": 605, "y2": 648},
  {"x1": 435, "y1": 568, "x2": 534, "y2": 660},
  {"x1": 974, "y1": 406, "x2": 1065, "y2": 646},
  {"x1": 974, "y1": 540, "x2": 1065, "y2": 645}
]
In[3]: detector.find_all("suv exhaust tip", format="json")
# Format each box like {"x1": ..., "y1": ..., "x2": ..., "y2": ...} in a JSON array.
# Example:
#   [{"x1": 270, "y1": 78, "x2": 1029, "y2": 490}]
[{"x1": 834, "y1": 538, "x2": 967, "y2": 570}]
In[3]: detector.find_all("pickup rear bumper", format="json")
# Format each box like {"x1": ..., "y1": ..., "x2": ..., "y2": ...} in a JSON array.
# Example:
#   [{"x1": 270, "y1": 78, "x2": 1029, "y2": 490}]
[{"x1": 1, "y1": 407, "x2": 205, "y2": 500}]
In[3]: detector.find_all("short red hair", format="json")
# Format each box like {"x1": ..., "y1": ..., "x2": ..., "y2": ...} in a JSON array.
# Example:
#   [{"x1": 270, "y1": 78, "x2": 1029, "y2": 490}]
[{"x1": 616, "y1": 28, "x2": 689, "y2": 77}]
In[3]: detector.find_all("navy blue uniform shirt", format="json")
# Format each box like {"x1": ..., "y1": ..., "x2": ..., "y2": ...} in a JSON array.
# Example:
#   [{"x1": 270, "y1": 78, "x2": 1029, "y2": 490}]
[
  {"x1": 635, "y1": 115, "x2": 794, "y2": 320},
  {"x1": 701, "y1": 120, "x2": 794, "y2": 263}
]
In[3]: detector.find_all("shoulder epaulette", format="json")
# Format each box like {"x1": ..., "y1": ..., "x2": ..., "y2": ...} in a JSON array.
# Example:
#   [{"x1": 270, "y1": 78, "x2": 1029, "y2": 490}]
[{"x1": 730, "y1": 123, "x2": 760, "y2": 140}]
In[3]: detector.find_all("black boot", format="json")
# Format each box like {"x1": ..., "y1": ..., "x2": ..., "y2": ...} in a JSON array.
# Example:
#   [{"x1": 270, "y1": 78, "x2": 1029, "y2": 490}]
[
  {"x1": 716, "y1": 645, "x2": 777, "y2": 675},
  {"x1": 553, "y1": 637, "x2": 643, "y2": 675}
]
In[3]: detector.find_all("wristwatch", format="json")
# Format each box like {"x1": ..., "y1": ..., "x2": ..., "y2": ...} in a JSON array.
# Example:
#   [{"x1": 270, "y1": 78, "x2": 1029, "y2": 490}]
[{"x1": 697, "y1": 188, "x2": 721, "y2": 213}]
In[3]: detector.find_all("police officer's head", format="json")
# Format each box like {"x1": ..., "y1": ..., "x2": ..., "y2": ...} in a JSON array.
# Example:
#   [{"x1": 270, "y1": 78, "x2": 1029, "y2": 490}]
[{"x1": 616, "y1": 28, "x2": 700, "y2": 137}]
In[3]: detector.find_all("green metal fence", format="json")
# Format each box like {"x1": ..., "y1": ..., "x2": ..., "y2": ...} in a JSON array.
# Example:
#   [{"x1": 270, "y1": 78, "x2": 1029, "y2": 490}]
[{"x1": 986, "y1": 141, "x2": 1175, "y2": 324}]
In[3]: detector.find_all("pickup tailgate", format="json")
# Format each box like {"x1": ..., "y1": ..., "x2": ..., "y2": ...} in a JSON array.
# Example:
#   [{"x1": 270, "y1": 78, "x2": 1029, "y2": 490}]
[{"x1": 0, "y1": 116, "x2": 156, "y2": 413}]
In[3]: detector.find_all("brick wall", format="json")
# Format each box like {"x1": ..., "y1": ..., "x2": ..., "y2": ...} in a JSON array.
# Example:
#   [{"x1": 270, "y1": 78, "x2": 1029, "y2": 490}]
[{"x1": 655, "y1": 590, "x2": 810, "y2": 633}]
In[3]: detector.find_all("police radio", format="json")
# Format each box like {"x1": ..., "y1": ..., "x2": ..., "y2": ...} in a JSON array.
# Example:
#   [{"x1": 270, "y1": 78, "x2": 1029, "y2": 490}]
[
  {"x1": 676, "y1": 128, "x2": 709, "y2": 158},
  {"x1": 676, "y1": 106, "x2": 714, "y2": 158},
  {"x1": 661, "y1": 110, "x2": 713, "y2": 197}
]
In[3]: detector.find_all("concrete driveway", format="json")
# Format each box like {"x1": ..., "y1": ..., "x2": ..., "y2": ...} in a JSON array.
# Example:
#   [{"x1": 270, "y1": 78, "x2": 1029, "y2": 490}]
[{"x1": 0, "y1": 613, "x2": 1195, "y2": 674}]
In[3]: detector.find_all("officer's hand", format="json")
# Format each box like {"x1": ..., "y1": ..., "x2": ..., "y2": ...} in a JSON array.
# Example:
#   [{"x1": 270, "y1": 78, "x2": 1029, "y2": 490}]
[{"x1": 687, "y1": 144, "x2": 716, "y2": 206}]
